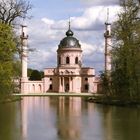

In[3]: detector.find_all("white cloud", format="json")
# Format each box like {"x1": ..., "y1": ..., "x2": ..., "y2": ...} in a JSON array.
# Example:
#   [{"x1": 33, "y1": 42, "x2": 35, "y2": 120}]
[
  {"x1": 80, "y1": 0, "x2": 119, "y2": 6},
  {"x1": 72, "y1": 5, "x2": 120, "y2": 30},
  {"x1": 28, "y1": 47, "x2": 57, "y2": 70},
  {"x1": 80, "y1": 42, "x2": 97, "y2": 55},
  {"x1": 42, "y1": 18, "x2": 54, "y2": 25},
  {"x1": 41, "y1": 5, "x2": 120, "y2": 31},
  {"x1": 26, "y1": 5, "x2": 120, "y2": 72}
]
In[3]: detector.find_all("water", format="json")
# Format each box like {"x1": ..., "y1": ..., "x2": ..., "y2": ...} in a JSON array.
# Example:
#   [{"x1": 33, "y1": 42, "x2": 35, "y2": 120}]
[{"x1": 0, "y1": 97, "x2": 140, "y2": 140}]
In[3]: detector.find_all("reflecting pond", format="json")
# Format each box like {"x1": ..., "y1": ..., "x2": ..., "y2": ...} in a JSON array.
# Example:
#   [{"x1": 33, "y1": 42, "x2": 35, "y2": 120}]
[{"x1": 0, "y1": 97, "x2": 140, "y2": 140}]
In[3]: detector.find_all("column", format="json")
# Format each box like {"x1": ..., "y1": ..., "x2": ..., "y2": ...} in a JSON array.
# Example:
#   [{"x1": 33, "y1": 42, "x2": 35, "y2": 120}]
[
  {"x1": 62, "y1": 77, "x2": 64, "y2": 92},
  {"x1": 59, "y1": 77, "x2": 61, "y2": 92},
  {"x1": 71, "y1": 77, "x2": 73, "y2": 92},
  {"x1": 69, "y1": 77, "x2": 73, "y2": 92},
  {"x1": 69, "y1": 77, "x2": 71, "y2": 92}
]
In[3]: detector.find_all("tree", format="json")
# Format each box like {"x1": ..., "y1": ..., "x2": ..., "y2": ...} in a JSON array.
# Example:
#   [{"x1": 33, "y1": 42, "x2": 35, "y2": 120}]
[
  {"x1": 111, "y1": 0, "x2": 140, "y2": 98},
  {"x1": 0, "y1": 0, "x2": 32, "y2": 25},
  {"x1": 29, "y1": 69, "x2": 44, "y2": 81},
  {"x1": 100, "y1": 0, "x2": 140, "y2": 98},
  {"x1": 0, "y1": 23, "x2": 17, "y2": 95},
  {"x1": 0, "y1": 0, "x2": 32, "y2": 97}
]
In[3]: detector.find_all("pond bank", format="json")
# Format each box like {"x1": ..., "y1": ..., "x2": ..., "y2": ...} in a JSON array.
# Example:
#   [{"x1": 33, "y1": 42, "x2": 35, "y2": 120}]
[
  {"x1": 87, "y1": 95, "x2": 140, "y2": 107},
  {"x1": 12, "y1": 93, "x2": 94, "y2": 97},
  {"x1": 0, "y1": 95, "x2": 21, "y2": 104}
]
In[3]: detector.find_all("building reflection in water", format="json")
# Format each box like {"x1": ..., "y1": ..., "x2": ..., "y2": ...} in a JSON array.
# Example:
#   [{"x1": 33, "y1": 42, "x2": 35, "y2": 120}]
[
  {"x1": 1, "y1": 97, "x2": 140, "y2": 140},
  {"x1": 21, "y1": 97, "x2": 83, "y2": 140},
  {"x1": 21, "y1": 97, "x2": 51, "y2": 140},
  {"x1": 57, "y1": 97, "x2": 82, "y2": 140}
]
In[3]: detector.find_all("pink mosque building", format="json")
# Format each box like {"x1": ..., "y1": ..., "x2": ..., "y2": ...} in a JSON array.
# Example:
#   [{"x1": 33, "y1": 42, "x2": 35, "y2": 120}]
[{"x1": 20, "y1": 21, "x2": 111, "y2": 94}]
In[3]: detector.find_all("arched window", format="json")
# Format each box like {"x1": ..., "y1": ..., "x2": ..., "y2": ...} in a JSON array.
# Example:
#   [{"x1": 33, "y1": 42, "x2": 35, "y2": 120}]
[
  {"x1": 58, "y1": 56, "x2": 61, "y2": 65},
  {"x1": 107, "y1": 30, "x2": 109, "y2": 35},
  {"x1": 33, "y1": 84, "x2": 35, "y2": 92},
  {"x1": 66, "y1": 56, "x2": 70, "y2": 64},
  {"x1": 39, "y1": 84, "x2": 41, "y2": 92},
  {"x1": 85, "y1": 77, "x2": 88, "y2": 81},
  {"x1": 75, "y1": 57, "x2": 78, "y2": 64},
  {"x1": 49, "y1": 84, "x2": 53, "y2": 90},
  {"x1": 85, "y1": 84, "x2": 89, "y2": 91}
]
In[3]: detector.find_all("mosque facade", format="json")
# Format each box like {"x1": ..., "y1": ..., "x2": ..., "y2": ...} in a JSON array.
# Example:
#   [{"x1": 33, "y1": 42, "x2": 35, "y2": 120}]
[{"x1": 20, "y1": 21, "x2": 111, "y2": 94}]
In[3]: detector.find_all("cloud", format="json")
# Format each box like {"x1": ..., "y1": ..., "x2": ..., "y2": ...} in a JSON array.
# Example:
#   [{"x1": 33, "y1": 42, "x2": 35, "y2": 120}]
[
  {"x1": 42, "y1": 5, "x2": 120, "y2": 31},
  {"x1": 81, "y1": 42, "x2": 96, "y2": 55},
  {"x1": 80, "y1": 41, "x2": 104, "y2": 55},
  {"x1": 28, "y1": 49, "x2": 56, "y2": 70},
  {"x1": 27, "y1": 4, "x2": 120, "y2": 73},
  {"x1": 42, "y1": 18, "x2": 54, "y2": 25},
  {"x1": 80, "y1": 0, "x2": 119, "y2": 6}
]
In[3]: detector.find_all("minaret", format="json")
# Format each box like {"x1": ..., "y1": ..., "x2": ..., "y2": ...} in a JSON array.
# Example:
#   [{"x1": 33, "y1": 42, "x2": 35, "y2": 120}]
[
  {"x1": 104, "y1": 9, "x2": 112, "y2": 72},
  {"x1": 20, "y1": 25, "x2": 28, "y2": 93}
]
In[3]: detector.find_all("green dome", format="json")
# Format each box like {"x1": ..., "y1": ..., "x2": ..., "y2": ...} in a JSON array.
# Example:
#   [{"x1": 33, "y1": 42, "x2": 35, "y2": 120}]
[{"x1": 58, "y1": 29, "x2": 81, "y2": 48}]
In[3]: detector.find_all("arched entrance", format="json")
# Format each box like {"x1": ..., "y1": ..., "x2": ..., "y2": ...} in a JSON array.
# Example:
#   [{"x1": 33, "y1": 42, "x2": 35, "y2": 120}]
[
  {"x1": 64, "y1": 77, "x2": 69, "y2": 92},
  {"x1": 65, "y1": 83, "x2": 69, "y2": 92}
]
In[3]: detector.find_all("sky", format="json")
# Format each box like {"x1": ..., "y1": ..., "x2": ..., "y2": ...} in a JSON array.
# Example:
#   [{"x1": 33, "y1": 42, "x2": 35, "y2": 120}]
[{"x1": 25, "y1": 0, "x2": 120, "y2": 74}]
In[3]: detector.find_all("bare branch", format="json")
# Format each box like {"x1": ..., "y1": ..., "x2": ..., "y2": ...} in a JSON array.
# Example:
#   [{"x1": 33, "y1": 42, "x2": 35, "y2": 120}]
[{"x1": 0, "y1": 0, "x2": 32, "y2": 25}]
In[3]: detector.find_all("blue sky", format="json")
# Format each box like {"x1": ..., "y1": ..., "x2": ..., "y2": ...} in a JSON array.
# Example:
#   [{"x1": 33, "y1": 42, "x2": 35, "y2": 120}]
[
  {"x1": 30, "y1": 0, "x2": 83, "y2": 19},
  {"x1": 26, "y1": 0, "x2": 120, "y2": 74}
]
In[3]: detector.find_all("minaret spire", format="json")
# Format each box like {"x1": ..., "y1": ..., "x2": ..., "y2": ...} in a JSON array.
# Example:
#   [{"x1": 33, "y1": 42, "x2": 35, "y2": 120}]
[
  {"x1": 106, "y1": 8, "x2": 109, "y2": 23},
  {"x1": 20, "y1": 24, "x2": 28, "y2": 93},
  {"x1": 104, "y1": 8, "x2": 112, "y2": 73}
]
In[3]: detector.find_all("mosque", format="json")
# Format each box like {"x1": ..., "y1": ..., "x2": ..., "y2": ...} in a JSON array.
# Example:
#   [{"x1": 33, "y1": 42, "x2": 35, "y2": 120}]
[{"x1": 20, "y1": 21, "x2": 111, "y2": 94}]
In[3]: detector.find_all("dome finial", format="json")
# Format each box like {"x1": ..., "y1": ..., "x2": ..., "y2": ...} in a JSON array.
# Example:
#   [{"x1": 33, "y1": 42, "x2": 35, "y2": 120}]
[
  {"x1": 66, "y1": 17, "x2": 74, "y2": 36},
  {"x1": 107, "y1": 8, "x2": 109, "y2": 23},
  {"x1": 69, "y1": 17, "x2": 71, "y2": 30}
]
